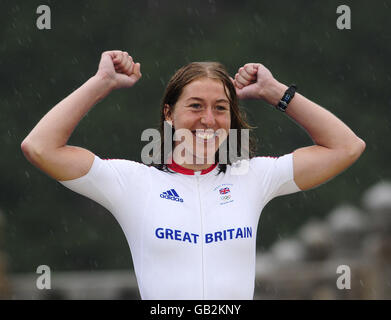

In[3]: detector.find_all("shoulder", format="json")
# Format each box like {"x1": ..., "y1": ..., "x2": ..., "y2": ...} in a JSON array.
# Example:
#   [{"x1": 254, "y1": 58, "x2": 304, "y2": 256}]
[
  {"x1": 249, "y1": 153, "x2": 293, "y2": 168},
  {"x1": 95, "y1": 157, "x2": 161, "y2": 177},
  {"x1": 224, "y1": 154, "x2": 293, "y2": 177}
]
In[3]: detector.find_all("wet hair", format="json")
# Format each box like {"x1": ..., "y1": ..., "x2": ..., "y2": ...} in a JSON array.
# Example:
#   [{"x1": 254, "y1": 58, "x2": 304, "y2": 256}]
[{"x1": 154, "y1": 61, "x2": 257, "y2": 173}]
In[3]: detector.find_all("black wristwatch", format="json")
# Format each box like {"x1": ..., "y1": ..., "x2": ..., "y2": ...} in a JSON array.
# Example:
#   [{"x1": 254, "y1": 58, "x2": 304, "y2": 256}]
[{"x1": 276, "y1": 84, "x2": 297, "y2": 112}]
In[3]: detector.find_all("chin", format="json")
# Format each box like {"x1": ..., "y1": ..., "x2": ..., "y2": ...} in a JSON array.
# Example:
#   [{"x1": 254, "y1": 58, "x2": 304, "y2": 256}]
[{"x1": 192, "y1": 149, "x2": 218, "y2": 164}]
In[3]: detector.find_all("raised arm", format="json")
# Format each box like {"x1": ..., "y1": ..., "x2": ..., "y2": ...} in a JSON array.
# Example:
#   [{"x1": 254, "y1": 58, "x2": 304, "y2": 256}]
[
  {"x1": 21, "y1": 50, "x2": 141, "y2": 181},
  {"x1": 232, "y1": 63, "x2": 365, "y2": 191}
]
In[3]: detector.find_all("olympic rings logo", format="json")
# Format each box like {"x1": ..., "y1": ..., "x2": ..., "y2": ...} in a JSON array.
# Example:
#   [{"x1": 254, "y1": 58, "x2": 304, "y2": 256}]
[{"x1": 220, "y1": 195, "x2": 231, "y2": 201}]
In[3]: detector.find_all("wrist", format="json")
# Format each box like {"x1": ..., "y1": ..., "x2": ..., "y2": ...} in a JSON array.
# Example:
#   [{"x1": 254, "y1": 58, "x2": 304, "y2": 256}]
[
  {"x1": 90, "y1": 75, "x2": 115, "y2": 99},
  {"x1": 259, "y1": 81, "x2": 288, "y2": 106}
]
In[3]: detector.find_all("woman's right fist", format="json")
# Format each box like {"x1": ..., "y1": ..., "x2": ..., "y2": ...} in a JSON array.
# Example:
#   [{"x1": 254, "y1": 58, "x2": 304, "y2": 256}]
[{"x1": 96, "y1": 50, "x2": 142, "y2": 90}]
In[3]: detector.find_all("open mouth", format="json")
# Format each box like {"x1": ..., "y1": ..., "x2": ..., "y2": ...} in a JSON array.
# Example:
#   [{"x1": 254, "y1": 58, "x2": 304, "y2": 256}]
[{"x1": 191, "y1": 130, "x2": 218, "y2": 141}]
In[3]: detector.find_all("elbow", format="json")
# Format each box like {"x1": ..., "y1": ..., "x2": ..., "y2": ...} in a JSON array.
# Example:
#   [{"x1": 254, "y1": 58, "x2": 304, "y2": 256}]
[
  {"x1": 21, "y1": 138, "x2": 43, "y2": 164},
  {"x1": 21, "y1": 138, "x2": 34, "y2": 162},
  {"x1": 347, "y1": 137, "x2": 366, "y2": 160},
  {"x1": 21, "y1": 138, "x2": 31, "y2": 158}
]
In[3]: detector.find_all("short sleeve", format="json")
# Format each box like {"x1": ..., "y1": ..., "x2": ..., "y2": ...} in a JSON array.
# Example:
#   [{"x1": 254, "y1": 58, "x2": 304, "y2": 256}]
[
  {"x1": 249, "y1": 153, "x2": 301, "y2": 206},
  {"x1": 58, "y1": 155, "x2": 151, "y2": 221}
]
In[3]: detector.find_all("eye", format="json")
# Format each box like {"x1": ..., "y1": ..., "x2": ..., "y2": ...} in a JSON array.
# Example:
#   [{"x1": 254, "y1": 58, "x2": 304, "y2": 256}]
[
  {"x1": 190, "y1": 103, "x2": 202, "y2": 109},
  {"x1": 216, "y1": 105, "x2": 229, "y2": 111}
]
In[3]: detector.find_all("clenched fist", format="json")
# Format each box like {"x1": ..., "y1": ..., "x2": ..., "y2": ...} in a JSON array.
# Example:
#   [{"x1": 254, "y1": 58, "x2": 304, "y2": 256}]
[
  {"x1": 96, "y1": 50, "x2": 142, "y2": 90},
  {"x1": 231, "y1": 63, "x2": 277, "y2": 101}
]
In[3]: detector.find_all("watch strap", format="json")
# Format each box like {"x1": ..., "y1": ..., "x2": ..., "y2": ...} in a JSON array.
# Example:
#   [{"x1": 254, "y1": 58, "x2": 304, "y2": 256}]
[{"x1": 276, "y1": 84, "x2": 297, "y2": 112}]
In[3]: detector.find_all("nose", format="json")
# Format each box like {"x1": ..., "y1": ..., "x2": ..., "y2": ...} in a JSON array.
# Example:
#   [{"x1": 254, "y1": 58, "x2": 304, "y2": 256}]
[{"x1": 200, "y1": 107, "x2": 216, "y2": 128}]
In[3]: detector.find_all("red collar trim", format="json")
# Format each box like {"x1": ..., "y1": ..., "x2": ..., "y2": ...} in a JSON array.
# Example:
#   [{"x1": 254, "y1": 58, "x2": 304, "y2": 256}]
[{"x1": 168, "y1": 160, "x2": 218, "y2": 175}]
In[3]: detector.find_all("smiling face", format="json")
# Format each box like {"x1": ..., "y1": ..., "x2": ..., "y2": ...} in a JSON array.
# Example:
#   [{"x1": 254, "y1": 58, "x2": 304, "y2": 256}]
[{"x1": 164, "y1": 77, "x2": 231, "y2": 167}]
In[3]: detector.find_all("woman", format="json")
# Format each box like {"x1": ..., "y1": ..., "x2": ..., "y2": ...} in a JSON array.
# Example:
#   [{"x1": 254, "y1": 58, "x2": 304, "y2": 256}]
[{"x1": 21, "y1": 50, "x2": 365, "y2": 299}]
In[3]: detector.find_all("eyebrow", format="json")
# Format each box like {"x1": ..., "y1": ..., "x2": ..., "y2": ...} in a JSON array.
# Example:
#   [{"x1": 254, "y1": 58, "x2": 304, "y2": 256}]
[{"x1": 186, "y1": 97, "x2": 230, "y2": 103}]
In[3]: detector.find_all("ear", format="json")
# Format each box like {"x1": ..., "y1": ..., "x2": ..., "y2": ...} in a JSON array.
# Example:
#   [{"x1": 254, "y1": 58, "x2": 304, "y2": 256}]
[{"x1": 164, "y1": 104, "x2": 173, "y2": 125}]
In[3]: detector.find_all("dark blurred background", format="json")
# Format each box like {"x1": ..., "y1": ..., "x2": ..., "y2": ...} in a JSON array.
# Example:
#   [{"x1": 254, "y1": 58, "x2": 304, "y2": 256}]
[{"x1": 0, "y1": 0, "x2": 390, "y2": 298}]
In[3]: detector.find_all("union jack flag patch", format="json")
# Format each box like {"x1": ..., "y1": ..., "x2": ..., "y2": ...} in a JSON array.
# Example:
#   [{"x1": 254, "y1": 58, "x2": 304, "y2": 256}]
[{"x1": 219, "y1": 187, "x2": 230, "y2": 195}]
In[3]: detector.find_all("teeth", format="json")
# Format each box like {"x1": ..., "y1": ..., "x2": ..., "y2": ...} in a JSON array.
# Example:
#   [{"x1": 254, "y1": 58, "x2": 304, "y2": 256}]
[{"x1": 195, "y1": 131, "x2": 215, "y2": 140}]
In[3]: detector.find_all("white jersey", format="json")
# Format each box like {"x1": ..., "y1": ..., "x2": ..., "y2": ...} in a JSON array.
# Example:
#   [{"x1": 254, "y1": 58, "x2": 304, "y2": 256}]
[{"x1": 59, "y1": 153, "x2": 301, "y2": 300}]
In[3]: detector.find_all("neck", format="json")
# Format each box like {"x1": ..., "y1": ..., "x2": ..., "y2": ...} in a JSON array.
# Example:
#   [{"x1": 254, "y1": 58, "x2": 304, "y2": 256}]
[
  {"x1": 172, "y1": 153, "x2": 216, "y2": 172},
  {"x1": 179, "y1": 162, "x2": 215, "y2": 171}
]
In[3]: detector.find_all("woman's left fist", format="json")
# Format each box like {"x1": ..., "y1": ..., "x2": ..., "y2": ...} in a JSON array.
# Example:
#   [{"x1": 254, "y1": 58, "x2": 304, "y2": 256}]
[{"x1": 231, "y1": 63, "x2": 276, "y2": 100}]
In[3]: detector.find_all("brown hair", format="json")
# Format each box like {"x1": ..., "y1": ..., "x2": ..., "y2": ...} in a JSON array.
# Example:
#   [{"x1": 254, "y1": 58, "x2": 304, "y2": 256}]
[{"x1": 155, "y1": 61, "x2": 257, "y2": 173}]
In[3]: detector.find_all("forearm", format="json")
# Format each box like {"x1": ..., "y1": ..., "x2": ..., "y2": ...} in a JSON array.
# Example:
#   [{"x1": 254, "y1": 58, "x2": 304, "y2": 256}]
[
  {"x1": 262, "y1": 81, "x2": 365, "y2": 151},
  {"x1": 22, "y1": 75, "x2": 113, "y2": 153}
]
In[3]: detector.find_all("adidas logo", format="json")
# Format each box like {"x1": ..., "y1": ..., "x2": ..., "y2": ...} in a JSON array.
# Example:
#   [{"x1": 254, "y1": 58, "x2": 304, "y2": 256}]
[{"x1": 160, "y1": 189, "x2": 184, "y2": 203}]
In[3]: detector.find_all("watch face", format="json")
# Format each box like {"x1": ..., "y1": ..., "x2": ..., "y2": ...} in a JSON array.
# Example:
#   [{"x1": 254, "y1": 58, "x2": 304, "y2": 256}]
[
  {"x1": 280, "y1": 101, "x2": 287, "y2": 107},
  {"x1": 283, "y1": 94, "x2": 291, "y2": 102},
  {"x1": 277, "y1": 101, "x2": 287, "y2": 111}
]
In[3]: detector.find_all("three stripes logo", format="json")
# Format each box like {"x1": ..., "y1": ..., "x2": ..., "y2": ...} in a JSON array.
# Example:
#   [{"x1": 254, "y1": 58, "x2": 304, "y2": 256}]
[{"x1": 160, "y1": 189, "x2": 184, "y2": 203}]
